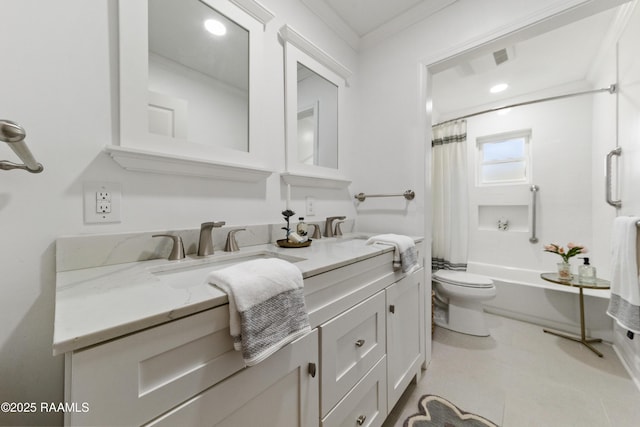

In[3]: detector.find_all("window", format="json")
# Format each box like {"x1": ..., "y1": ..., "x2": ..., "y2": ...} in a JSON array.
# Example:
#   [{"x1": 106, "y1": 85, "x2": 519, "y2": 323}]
[{"x1": 476, "y1": 130, "x2": 531, "y2": 185}]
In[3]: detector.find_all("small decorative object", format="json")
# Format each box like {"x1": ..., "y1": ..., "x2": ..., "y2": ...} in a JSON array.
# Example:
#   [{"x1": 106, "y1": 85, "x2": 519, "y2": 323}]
[
  {"x1": 497, "y1": 218, "x2": 509, "y2": 231},
  {"x1": 281, "y1": 209, "x2": 295, "y2": 238},
  {"x1": 544, "y1": 242, "x2": 587, "y2": 280},
  {"x1": 278, "y1": 209, "x2": 312, "y2": 248}
]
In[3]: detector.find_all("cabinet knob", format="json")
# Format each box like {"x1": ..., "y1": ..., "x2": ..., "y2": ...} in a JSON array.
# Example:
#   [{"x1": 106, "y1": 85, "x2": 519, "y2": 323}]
[
  {"x1": 308, "y1": 362, "x2": 316, "y2": 378},
  {"x1": 356, "y1": 415, "x2": 367, "y2": 425},
  {"x1": 389, "y1": 304, "x2": 395, "y2": 314},
  {"x1": 355, "y1": 339, "x2": 365, "y2": 347}
]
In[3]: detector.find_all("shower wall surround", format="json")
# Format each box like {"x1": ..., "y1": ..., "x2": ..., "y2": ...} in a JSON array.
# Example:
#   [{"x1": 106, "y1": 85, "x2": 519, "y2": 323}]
[{"x1": 465, "y1": 93, "x2": 596, "y2": 274}]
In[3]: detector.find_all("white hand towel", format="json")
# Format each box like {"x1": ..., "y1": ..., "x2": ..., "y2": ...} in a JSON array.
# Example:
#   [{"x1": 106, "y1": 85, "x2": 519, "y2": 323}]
[
  {"x1": 366, "y1": 233, "x2": 419, "y2": 274},
  {"x1": 607, "y1": 216, "x2": 640, "y2": 333},
  {"x1": 208, "y1": 258, "x2": 311, "y2": 366}
]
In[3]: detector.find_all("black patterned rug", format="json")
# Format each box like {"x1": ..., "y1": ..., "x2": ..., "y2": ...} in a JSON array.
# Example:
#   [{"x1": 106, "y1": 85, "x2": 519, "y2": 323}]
[{"x1": 404, "y1": 395, "x2": 499, "y2": 427}]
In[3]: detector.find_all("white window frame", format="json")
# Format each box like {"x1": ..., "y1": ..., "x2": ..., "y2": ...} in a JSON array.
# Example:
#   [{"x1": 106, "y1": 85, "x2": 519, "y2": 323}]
[{"x1": 476, "y1": 129, "x2": 531, "y2": 186}]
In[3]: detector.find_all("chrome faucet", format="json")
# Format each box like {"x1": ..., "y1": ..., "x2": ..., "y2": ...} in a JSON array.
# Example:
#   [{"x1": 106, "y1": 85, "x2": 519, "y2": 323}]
[
  {"x1": 198, "y1": 221, "x2": 226, "y2": 256},
  {"x1": 324, "y1": 216, "x2": 346, "y2": 237},
  {"x1": 309, "y1": 223, "x2": 322, "y2": 239},
  {"x1": 334, "y1": 220, "x2": 345, "y2": 237},
  {"x1": 152, "y1": 234, "x2": 185, "y2": 261},
  {"x1": 224, "y1": 228, "x2": 246, "y2": 252}
]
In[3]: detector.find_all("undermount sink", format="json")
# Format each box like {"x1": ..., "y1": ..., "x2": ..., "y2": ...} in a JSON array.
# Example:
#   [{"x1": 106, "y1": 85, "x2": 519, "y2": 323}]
[
  {"x1": 338, "y1": 235, "x2": 369, "y2": 241},
  {"x1": 331, "y1": 235, "x2": 370, "y2": 246},
  {"x1": 149, "y1": 250, "x2": 306, "y2": 287}
]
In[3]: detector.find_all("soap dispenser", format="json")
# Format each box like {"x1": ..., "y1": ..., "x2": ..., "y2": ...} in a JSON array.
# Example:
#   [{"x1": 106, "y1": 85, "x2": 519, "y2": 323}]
[{"x1": 578, "y1": 257, "x2": 597, "y2": 284}]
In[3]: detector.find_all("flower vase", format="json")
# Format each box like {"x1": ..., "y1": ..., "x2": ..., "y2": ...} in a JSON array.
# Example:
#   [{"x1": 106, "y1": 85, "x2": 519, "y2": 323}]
[{"x1": 557, "y1": 262, "x2": 572, "y2": 280}]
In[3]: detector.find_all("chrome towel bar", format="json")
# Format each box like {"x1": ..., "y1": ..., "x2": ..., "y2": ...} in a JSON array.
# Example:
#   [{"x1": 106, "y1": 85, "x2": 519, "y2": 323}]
[
  {"x1": 0, "y1": 120, "x2": 44, "y2": 173},
  {"x1": 354, "y1": 190, "x2": 415, "y2": 202}
]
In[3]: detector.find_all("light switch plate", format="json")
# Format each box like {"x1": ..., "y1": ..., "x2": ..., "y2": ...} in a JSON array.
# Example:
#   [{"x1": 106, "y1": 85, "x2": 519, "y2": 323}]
[{"x1": 305, "y1": 196, "x2": 316, "y2": 216}]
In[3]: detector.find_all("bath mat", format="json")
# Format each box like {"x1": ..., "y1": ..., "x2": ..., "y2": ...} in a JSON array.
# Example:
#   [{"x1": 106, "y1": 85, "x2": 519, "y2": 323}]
[{"x1": 404, "y1": 395, "x2": 498, "y2": 427}]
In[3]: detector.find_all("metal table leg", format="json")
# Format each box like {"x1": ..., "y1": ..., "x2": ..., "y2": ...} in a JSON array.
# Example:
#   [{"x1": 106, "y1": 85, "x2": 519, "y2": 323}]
[{"x1": 543, "y1": 287, "x2": 603, "y2": 357}]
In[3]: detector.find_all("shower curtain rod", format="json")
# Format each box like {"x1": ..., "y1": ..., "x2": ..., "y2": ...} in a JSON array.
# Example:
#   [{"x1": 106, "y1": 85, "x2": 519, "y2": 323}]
[{"x1": 433, "y1": 83, "x2": 617, "y2": 127}]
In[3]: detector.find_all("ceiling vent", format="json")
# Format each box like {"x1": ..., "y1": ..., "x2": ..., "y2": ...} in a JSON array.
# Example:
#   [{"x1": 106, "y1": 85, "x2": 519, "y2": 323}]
[{"x1": 492, "y1": 46, "x2": 515, "y2": 66}]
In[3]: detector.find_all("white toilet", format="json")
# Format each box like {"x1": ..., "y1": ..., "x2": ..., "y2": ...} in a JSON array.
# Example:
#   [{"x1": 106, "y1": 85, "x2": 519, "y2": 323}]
[{"x1": 432, "y1": 270, "x2": 496, "y2": 337}]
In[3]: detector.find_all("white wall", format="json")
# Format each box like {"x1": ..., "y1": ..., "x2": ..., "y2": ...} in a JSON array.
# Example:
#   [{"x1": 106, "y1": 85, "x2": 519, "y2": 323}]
[{"x1": 0, "y1": 0, "x2": 358, "y2": 425}]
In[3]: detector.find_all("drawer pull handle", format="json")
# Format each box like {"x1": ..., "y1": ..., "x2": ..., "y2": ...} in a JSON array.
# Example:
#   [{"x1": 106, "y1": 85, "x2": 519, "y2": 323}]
[
  {"x1": 357, "y1": 415, "x2": 367, "y2": 425},
  {"x1": 389, "y1": 304, "x2": 395, "y2": 314},
  {"x1": 355, "y1": 339, "x2": 365, "y2": 347},
  {"x1": 308, "y1": 362, "x2": 316, "y2": 378}
]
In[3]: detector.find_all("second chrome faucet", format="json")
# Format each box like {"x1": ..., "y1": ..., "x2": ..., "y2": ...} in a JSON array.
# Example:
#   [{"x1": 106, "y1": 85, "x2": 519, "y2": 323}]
[
  {"x1": 324, "y1": 216, "x2": 346, "y2": 237},
  {"x1": 198, "y1": 221, "x2": 226, "y2": 256}
]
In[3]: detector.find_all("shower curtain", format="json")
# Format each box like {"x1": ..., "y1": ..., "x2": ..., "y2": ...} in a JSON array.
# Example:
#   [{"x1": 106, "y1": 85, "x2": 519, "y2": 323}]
[{"x1": 432, "y1": 120, "x2": 468, "y2": 271}]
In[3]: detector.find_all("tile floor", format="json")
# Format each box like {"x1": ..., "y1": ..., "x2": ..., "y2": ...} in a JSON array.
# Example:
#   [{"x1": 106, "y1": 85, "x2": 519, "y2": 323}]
[{"x1": 384, "y1": 313, "x2": 640, "y2": 427}]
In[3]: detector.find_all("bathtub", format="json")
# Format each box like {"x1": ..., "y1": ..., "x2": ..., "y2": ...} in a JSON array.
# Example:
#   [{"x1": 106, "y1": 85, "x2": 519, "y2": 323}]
[{"x1": 467, "y1": 261, "x2": 614, "y2": 342}]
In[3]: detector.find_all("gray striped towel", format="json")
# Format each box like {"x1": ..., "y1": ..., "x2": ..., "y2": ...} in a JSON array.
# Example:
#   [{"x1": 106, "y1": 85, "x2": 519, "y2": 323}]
[{"x1": 208, "y1": 258, "x2": 311, "y2": 366}]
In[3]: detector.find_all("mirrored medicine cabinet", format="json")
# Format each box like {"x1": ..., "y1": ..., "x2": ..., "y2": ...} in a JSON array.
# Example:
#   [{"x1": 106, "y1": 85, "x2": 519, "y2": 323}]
[
  {"x1": 279, "y1": 25, "x2": 352, "y2": 188},
  {"x1": 109, "y1": 0, "x2": 274, "y2": 181}
]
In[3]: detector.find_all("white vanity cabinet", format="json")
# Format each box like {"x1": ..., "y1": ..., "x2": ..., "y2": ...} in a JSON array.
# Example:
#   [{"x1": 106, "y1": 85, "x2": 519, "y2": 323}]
[
  {"x1": 64, "y1": 305, "x2": 318, "y2": 426},
  {"x1": 61, "y1": 241, "x2": 426, "y2": 427}
]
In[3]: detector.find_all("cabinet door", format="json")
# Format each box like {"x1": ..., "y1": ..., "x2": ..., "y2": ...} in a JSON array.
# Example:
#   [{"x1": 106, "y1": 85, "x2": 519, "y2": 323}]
[
  {"x1": 386, "y1": 269, "x2": 424, "y2": 410},
  {"x1": 145, "y1": 329, "x2": 319, "y2": 427}
]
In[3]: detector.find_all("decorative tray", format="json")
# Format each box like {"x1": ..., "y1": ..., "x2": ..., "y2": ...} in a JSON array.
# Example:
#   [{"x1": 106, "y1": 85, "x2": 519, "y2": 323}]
[{"x1": 276, "y1": 239, "x2": 312, "y2": 248}]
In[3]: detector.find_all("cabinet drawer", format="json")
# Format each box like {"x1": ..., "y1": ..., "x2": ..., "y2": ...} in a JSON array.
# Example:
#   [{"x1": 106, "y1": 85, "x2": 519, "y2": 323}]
[
  {"x1": 66, "y1": 306, "x2": 245, "y2": 426},
  {"x1": 321, "y1": 356, "x2": 387, "y2": 427},
  {"x1": 320, "y1": 291, "x2": 386, "y2": 416}
]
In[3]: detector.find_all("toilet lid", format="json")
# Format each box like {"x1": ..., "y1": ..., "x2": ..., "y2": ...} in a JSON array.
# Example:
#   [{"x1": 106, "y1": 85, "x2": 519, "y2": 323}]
[{"x1": 433, "y1": 270, "x2": 494, "y2": 288}]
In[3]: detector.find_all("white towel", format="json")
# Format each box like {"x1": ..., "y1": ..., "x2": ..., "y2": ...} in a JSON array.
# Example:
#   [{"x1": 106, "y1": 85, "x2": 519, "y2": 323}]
[
  {"x1": 207, "y1": 258, "x2": 311, "y2": 366},
  {"x1": 366, "y1": 233, "x2": 419, "y2": 274},
  {"x1": 607, "y1": 216, "x2": 640, "y2": 333}
]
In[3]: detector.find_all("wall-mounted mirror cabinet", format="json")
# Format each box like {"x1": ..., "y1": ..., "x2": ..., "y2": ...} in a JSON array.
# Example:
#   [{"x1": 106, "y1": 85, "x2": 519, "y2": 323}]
[
  {"x1": 109, "y1": 0, "x2": 274, "y2": 181},
  {"x1": 279, "y1": 25, "x2": 352, "y2": 188}
]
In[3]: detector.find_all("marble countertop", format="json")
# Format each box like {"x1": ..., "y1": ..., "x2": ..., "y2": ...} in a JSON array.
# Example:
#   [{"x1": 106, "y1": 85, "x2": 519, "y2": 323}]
[{"x1": 54, "y1": 233, "x2": 420, "y2": 355}]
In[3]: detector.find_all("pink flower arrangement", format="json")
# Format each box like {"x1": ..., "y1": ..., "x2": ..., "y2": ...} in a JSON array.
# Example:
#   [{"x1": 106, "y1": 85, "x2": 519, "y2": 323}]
[{"x1": 544, "y1": 243, "x2": 587, "y2": 263}]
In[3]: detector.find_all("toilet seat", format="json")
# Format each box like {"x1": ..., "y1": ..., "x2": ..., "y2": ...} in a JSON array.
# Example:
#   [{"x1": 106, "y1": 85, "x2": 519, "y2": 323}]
[{"x1": 433, "y1": 270, "x2": 494, "y2": 288}]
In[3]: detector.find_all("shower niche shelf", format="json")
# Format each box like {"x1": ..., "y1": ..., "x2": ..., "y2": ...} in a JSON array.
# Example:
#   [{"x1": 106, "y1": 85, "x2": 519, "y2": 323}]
[{"x1": 478, "y1": 205, "x2": 529, "y2": 232}]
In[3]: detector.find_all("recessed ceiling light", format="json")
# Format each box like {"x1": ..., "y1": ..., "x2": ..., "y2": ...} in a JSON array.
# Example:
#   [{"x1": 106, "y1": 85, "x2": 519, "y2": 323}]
[
  {"x1": 204, "y1": 19, "x2": 226, "y2": 36},
  {"x1": 490, "y1": 83, "x2": 509, "y2": 94}
]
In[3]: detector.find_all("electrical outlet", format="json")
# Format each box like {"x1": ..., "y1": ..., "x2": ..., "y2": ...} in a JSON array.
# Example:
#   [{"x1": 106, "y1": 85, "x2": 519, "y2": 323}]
[
  {"x1": 96, "y1": 201, "x2": 111, "y2": 213},
  {"x1": 305, "y1": 196, "x2": 316, "y2": 216},
  {"x1": 96, "y1": 191, "x2": 111, "y2": 201},
  {"x1": 84, "y1": 182, "x2": 121, "y2": 224}
]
